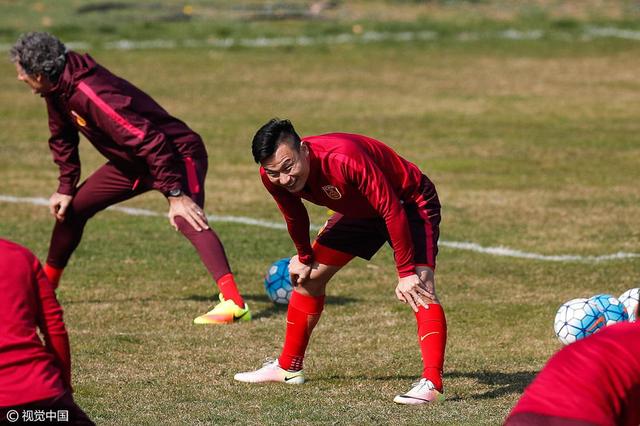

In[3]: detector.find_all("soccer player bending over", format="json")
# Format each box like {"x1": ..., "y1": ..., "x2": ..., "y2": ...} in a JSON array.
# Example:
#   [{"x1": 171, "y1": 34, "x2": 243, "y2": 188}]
[
  {"x1": 505, "y1": 321, "x2": 640, "y2": 426},
  {"x1": 10, "y1": 32, "x2": 250, "y2": 325},
  {"x1": 235, "y1": 119, "x2": 447, "y2": 404},
  {"x1": 0, "y1": 239, "x2": 94, "y2": 424}
]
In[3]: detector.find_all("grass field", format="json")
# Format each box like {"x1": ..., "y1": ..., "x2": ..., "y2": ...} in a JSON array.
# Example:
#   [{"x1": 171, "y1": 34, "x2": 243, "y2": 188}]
[{"x1": 1, "y1": 1, "x2": 639, "y2": 424}]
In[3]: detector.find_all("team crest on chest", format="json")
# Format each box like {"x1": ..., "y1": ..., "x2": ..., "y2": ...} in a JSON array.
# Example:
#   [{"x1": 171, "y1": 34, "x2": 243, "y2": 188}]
[
  {"x1": 70, "y1": 110, "x2": 86, "y2": 127},
  {"x1": 322, "y1": 185, "x2": 342, "y2": 200}
]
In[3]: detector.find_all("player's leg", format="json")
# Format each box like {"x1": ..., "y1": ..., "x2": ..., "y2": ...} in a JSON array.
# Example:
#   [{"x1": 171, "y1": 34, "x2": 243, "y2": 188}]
[
  {"x1": 44, "y1": 163, "x2": 148, "y2": 289},
  {"x1": 414, "y1": 266, "x2": 446, "y2": 388},
  {"x1": 169, "y1": 157, "x2": 249, "y2": 325},
  {"x1": 235, "y1": 213, "x2": 386, "y2": 384},
  {"x1": 234, "y1": 261, "x2": 342, "y2": 384},
  {"x1": 394, "y1": 178, "x2": 446, "y2": 405},
  {"x1": 277, "y1": 214, "x2": 385, "y2": 375},
  {"x1": 393, "y1": 265, "x2": 447, "y2": 405},
  {"x1": 276, "y1": 257, "x2": 343, "y2": 373}
]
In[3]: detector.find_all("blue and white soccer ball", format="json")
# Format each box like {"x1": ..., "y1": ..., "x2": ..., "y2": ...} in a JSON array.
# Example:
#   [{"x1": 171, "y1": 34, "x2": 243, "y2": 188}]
[
  {"x1": 264, "y1": 258, "x2": 293, "y2": 305},
  {"x1": 588, "y1": 294, "x2": 629, "y2": 326},
  {"x1": 554, "y1": 298, "x2": 606, "y2": 345},
  {"x1": 618, "y1": 288, "x2": 640, "y2": 322}
]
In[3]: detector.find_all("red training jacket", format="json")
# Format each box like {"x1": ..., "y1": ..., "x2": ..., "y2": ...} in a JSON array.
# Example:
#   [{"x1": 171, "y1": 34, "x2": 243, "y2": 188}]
[
  {"x1": 0, "y1": 239, "x2": 70, "y2": 407},
  {"x1": 260, "y1": 133, "x2": 433, "y2": 278},
  {"x1": 507, "y1": 321, "x2": 640, "y2": 426},
  {"x1": 44, "y1": 51, "x2": 207, "y2": 196}
]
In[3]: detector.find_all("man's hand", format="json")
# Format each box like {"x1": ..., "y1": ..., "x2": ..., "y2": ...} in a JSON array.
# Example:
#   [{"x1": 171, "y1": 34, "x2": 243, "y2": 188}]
[
  {"x1": 289, "y1": 254, "x2": 312, "y2": 286},
  {"x1": 168, "y1": 195, "x2": 209, "y2": 232},
  {"x1": 395, "y1": 274, "x2": 433, "y2": 312},
  {"x1": 49, "y1": 192, "x2": 73, "y2": 222}
]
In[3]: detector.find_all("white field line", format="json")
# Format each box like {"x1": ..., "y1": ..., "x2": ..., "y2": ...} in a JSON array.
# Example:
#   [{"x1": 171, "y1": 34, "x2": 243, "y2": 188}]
[
  {"x1": 1, "y1": 26, "x2": 640, "y2": 53},
  {"x1": 2, "y1": 194, "x2": 638, "y2": 263}
]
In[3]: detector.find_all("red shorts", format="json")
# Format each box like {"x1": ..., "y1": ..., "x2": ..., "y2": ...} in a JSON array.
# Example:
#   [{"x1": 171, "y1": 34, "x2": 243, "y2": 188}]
[{"x1": 313, "y1": 175, "x2": 440, "y2": 270}]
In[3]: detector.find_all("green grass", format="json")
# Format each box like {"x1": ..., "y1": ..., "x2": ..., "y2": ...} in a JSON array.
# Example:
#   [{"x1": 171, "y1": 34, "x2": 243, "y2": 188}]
[{"x1": 1, "y1": 1, "x2": 640, "y2": 424}]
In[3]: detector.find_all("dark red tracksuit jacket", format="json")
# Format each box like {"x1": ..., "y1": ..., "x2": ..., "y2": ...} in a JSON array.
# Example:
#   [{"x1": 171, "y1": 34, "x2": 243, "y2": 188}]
[{"x1": 44, "y1": 51, "x2": 207, "y2": 196}]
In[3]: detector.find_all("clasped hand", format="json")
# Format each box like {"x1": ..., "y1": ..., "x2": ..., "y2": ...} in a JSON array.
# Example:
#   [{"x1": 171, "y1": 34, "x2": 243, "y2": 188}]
[{"x1": 395, "y1": 274, "x2": 435, "y2": 312}]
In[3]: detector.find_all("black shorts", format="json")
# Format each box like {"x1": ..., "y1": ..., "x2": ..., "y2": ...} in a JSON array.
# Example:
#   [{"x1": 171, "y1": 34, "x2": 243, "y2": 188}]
[{"x1": 313, "y1": 175, "x2": 441, "y2": 269}]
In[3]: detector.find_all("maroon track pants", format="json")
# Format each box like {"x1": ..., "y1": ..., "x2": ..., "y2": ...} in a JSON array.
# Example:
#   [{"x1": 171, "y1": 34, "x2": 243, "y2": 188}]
[{"x1": 46, "y1": 157, "x2": 233, "y2": 281}]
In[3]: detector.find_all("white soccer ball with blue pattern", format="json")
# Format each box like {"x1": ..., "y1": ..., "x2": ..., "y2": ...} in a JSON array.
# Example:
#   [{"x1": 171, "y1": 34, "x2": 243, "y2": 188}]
[
  {"x1": 264, "y1": 257, "x2": 293, "y2": 305},
  {"x1": 554, "y1": 298, "x2": 606, "y2": 345},
  {"x1": 618, "y1": 288, "x2": 639, "y2": 322},
  {"x1": 588, "y1": 294, "x2": 629, "y2": 326}
]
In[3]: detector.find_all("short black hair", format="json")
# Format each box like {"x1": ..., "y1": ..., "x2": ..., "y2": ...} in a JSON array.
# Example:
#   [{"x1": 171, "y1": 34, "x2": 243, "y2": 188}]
[
  {"x1": 251, "y1": 118, "x2": 301, "y2": 163},
  {"x1": 10, "y1": 32, "x2": 66, "y2": 83}
]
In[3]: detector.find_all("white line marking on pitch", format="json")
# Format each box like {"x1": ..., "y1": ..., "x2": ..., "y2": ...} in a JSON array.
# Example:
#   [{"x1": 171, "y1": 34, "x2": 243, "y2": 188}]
[{"x1": 1, "y1": 194, "x2": 638, "y2": 263}]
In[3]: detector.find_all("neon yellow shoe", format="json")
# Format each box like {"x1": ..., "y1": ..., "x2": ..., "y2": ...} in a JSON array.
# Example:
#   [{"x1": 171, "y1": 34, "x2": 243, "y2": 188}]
[{"x1": 193, "y1": 294, "x2": 251, "y2": 325}]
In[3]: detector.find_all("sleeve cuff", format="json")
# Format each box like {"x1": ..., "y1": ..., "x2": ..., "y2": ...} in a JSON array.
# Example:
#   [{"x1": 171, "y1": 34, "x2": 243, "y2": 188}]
[
  {"x1": 397, "y1": 266, "x2": 416, "y2": 278},
  {"x1": 155, "y1": 180, "x2": 183, "y2": 195},
  {"x1": 298, "y1": 253, "x2": 314, "y2": 265},
  {"x1": 57, "y1": 183, "x2": 76, "y2": 196}
]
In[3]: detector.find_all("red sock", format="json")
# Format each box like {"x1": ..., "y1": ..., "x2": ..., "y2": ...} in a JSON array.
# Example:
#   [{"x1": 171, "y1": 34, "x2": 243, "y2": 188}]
[
  {"x1": 278, "y1": 292, "x2": 325, "y2": 371},
  {"x1": 43, "y1": 263, "x2": 63, "y2": 290},
  {"x1": 217, "y1": 273, "x2": 244, "y2": 307},
  {"x1": 415, "y1": 303, "x2": 447, "y2": 392}
]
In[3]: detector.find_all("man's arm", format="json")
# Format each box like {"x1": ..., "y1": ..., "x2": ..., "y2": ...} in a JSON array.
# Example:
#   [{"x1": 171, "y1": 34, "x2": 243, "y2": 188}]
[
  {"x1": 342, "y1": 157, "x2": 431, "y2": 311},
  {"x1": 260, "y1": 170, "x2": 314, "y2": 265},
  {"x1": 342, "y1": 157, "x2": 415, "y2": 277},
  {"x1": 45, "y1": 97, "x2": 80, "y2": 196}
]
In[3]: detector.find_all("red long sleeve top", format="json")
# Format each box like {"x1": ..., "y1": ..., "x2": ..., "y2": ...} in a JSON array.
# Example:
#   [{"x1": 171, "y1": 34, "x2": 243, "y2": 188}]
[
  {"x1": 261, "y1": 133, "x2": 431, "y2": 277},
  {"x1": 0, "y1": 239, "x2": 70, "y2": 407},
  {"x1": 508, "y1": 322, "x2": 640, "y2": 426}
]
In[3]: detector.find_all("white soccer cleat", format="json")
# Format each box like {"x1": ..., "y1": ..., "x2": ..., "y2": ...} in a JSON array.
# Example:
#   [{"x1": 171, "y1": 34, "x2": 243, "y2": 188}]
[
  {"x1": 393, "y1": 378, "x2": 445, "y2": 405},
  {"x1": 234, "y1": 358, "x2": 305, "y2": 385}
]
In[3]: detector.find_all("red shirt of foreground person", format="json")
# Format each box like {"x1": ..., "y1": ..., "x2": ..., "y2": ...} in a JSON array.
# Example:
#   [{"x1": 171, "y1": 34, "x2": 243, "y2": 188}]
[
  {"x1": 506, "y1": 321, "x2": 640, "y2": 426},
  {"x1": 0, "y1": 239, "x2": 93, "y2": 424}
]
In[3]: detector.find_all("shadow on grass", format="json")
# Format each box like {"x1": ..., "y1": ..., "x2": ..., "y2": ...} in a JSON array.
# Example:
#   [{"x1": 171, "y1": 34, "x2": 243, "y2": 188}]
[
  {"x1": 323, "y1": 370, "x2": 536, "y2": 401},
  {"x1": 182, "y1": 293, "x2": 358, "y2": 305},
  {"x1": 444, "y1": 370, "x2": 536, "y2": 400},
  {"x1": 183, "y1": 293, "x2": 359, "y2": 319},
  {"x1": 62, "y1": 293, "x2": 358, "y2": 319}
]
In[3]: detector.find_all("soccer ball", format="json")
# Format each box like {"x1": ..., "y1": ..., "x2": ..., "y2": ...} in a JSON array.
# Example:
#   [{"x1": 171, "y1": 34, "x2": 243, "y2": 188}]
[
  {"x1": 554, "y1": 298, "x2": 606, "y2": 345},
  {"x1": 588, "y1": 294, "x2": 629, "y2": 325},
  {"x1": 264, "y1": 258, "x2": 293, "y2": 305},
  {"x1": 618, "y1": 288, "x2": 640, "y2": 322}
]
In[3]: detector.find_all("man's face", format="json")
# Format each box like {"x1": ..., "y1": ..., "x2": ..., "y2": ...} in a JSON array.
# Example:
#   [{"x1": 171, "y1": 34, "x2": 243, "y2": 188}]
[
  {"x1": 261, "y1": 140, "x2": 310, "y2": 193},
  {"x1": 15, "y1": 62, "x2": 52, "y2": 95}
]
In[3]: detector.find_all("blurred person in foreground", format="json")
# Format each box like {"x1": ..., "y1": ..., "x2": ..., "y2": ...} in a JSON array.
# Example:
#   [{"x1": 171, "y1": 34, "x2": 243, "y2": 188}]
[
  {"x1": 505, "y1": 321, "x2": 640, "y2": 426},
  {"x1": 235, "y1": 119, "x2": 446, "y2": 405},
  {"x1": 0, "y1": 239, "x2": 94, "y2": 425},
  {"x1": 10, "y1": 32, "x2": 250, "y2": 325}
]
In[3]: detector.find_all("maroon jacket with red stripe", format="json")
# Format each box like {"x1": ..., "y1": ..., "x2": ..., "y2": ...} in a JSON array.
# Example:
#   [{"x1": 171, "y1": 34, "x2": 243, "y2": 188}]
[{"x1": 44, "y1": 51, "x2": 207, "y2": 195}]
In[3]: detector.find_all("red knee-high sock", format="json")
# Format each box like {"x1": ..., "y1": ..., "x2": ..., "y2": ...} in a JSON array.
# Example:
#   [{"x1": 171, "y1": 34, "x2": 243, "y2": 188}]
[
  {"x1": 43, "y1": 263, "x2": 64, "y2": 290},
  {"x1": 217, "y1": 273, "x2": 244, "y2": 307},
  {"x1": 415, "y1": 303, "x2": 447, "y2": 392},
  {"x1": 278, "y1": 292, "x2": 325, "y2": 371}
]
